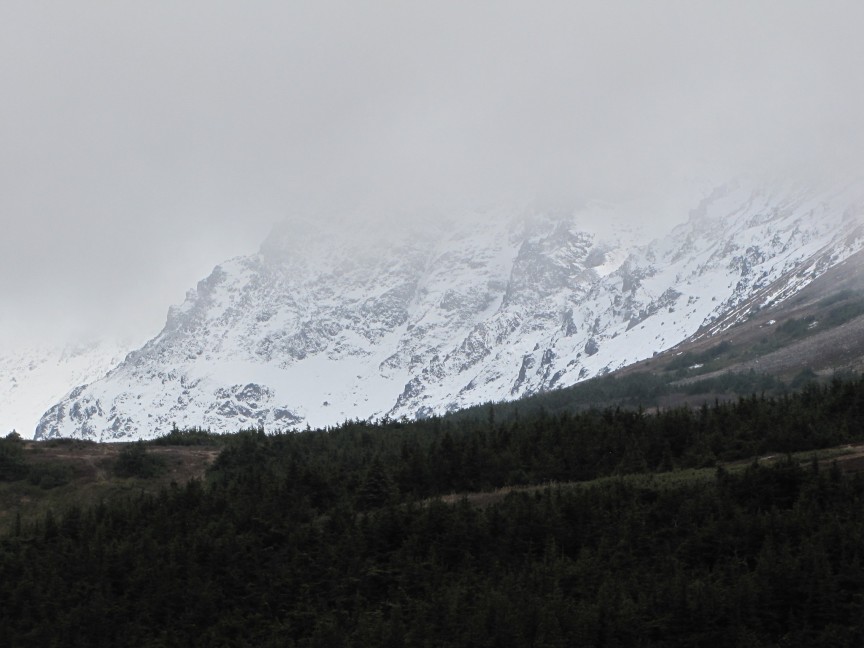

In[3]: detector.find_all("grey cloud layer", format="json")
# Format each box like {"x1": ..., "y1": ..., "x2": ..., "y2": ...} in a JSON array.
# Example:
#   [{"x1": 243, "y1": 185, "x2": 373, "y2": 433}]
[{"x1": 1, "y1": 1, "x2": 862, "y2": 341}]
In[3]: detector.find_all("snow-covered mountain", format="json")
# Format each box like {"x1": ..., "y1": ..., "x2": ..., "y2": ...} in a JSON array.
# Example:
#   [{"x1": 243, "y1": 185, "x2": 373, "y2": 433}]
[
  {"x1": 35, "y1": 178, "x2": 864, "y2": 440},
  {"x1": 0, "y1": 339, "x2": 133, "y2": 437}
]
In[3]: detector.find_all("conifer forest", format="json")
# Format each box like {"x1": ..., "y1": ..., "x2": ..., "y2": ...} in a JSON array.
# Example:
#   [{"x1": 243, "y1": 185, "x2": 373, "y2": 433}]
[{"x1": 2, "y1": 378, "x2": 864, "y2": 646}]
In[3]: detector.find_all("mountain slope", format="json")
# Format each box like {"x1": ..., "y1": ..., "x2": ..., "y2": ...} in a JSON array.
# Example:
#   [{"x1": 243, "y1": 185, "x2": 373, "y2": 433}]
[
  {"x1": 0, "y1": 339, "x2": 132, "y2": 437},
  {"x1": 36, "y1": 178, "x2": 864, "y2": 440}
]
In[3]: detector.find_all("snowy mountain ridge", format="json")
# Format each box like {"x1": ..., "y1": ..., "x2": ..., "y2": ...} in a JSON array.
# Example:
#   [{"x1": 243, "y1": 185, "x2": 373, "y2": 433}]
[
  {"x1": 0, "y1": 338, "x2": 133, "y2": 437},
  {"x1": 34, "y1": 178, "x2": 864, "y2": 440}
]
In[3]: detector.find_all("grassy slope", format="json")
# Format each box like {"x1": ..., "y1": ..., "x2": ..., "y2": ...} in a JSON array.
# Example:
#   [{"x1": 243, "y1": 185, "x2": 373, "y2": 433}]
[
  {"x1": 0, "y1": 439, "x2": 220, "y2": 534},
  {"x1": 436, "y1": 442, "x2": 864, "y2": 508}
]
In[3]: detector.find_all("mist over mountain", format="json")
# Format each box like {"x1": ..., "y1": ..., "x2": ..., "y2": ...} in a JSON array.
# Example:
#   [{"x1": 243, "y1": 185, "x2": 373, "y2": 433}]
[
  {"x1": 2, "y1": 4, "x2": 864, "y2": 438},
  {"x1": 0, "y1": 338, "x2": 134, "y2": 437},
  {"x1": 2, "y1": 3, "x2": 864, "y2": 348},
  {"x1": 5, "y1": 8, "x2": 864, "y2": 647},
  {"x1": 30, "y1": 176, "x2": 864, "y2": 440}
]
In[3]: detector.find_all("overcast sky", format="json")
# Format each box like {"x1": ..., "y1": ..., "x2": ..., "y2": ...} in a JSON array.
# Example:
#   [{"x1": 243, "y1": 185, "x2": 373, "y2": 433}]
[{"x1": 1, "y1": 1, "x2": 863, "y2": 344}]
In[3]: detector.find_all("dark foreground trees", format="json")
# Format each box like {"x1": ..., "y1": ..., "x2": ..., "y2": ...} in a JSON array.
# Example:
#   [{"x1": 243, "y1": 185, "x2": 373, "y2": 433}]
[{"x1": 2, "y1": 377, "x2": 864, "y2": 646}]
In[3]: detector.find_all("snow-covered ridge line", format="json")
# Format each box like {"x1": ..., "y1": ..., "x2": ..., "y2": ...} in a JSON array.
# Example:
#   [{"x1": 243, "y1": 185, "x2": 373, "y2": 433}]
[
  {"x1": 1, "y1": 339, "x2": 133, "y2": 437},
  {"x1": 35, "y1": 178, "x2": 864, "y2": 440}
]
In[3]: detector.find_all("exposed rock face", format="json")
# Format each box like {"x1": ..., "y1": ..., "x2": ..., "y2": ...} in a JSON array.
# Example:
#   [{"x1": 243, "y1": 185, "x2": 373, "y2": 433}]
[{"x1": 36, "y1": 179, "x2": 864, "y2": 440}]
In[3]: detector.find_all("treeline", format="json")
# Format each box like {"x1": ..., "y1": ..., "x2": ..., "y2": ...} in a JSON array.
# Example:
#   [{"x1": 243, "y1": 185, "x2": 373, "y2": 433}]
[
  {"x1": 204, "y1": 377, "x2": 864, "y2": 505},
  {"x1": 454, "y1": 365, "x2": 832, "y2": 421},
  {"x1": 2, "y1": 378, "x2": 864, "y2": 645}
]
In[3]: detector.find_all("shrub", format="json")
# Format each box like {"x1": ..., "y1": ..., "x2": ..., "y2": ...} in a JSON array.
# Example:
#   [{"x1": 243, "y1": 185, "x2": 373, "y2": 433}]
[
  {"x1": 114, "y1": 442, "x2": 164, "y2": 478},
  {"x1": 0, "y1": 436, "x2": 27, "y2": 481},
  {"x1": 28, "y1": 463, "x2": 72, "y2": 489}
]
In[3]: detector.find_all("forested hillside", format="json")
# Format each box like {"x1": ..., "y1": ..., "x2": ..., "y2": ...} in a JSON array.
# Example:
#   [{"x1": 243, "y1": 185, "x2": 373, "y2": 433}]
[{"x1": 3, "y1": 378, "x2": 864, "y2": 646}]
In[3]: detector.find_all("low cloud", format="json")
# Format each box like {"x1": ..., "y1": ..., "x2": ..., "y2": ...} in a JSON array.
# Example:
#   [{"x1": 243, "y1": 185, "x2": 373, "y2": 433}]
[{"x1": 1, "y1": 2, "x2": 862, "y2": 342}]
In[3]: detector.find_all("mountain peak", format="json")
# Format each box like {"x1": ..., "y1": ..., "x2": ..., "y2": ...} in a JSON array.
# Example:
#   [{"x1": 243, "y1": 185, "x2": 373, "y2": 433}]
[{"x1": 33, "y1": 179, "x2": 864, "y2": 440}]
